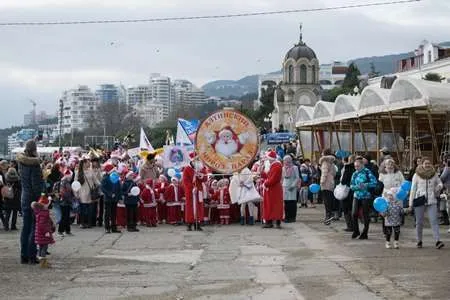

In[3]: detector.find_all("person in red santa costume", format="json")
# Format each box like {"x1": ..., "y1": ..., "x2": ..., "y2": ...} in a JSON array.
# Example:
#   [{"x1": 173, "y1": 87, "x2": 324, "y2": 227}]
[
  {"x1": 262, "y1": 150, "x2": 284, "y2": 229},
  {"x1": 139, "y1": 178, "x2": 158, "y2": 227},
  {"x1": 216, "y1": 178, "x2": 231, "y2": 225},
  {"x1": 207, "y1": 179, "x2": 220, "y2": 224},
  {"x1": 182, "y1": 152, "x2": 207, "y2": 231},
  {"x1": 164, "y1": 177, "x2": 185, "y2": 225},
  {"x1": 155, "y1": 175, "x2": 168, "y2": 224}
]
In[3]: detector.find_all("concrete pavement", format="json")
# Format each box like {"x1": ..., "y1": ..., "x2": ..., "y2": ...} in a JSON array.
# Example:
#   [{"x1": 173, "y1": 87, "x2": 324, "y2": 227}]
[{"x1": 0, "y1": 205, "x2": 449, "y2": 300}]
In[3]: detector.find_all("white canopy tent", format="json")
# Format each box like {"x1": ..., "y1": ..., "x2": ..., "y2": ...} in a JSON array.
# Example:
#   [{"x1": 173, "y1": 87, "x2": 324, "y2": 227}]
[{"x1": 295, "y1": 77, "x2": 450, "y2": 127}]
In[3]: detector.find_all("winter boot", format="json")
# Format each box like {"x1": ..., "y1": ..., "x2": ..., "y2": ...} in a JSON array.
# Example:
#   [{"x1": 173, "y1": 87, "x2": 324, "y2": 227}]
[
  {"x1": 40, "y1": 258, "x2": 50, "y2": 268},
  {"x1": 248, "y1": 216, "x2": 254, "y2": 226},
  {"x1": 240, "y1": 217, "x2": 245, "y2": 226},
  {"x1": 439, "y1": 210, "x2": 450, "y2": 225}
]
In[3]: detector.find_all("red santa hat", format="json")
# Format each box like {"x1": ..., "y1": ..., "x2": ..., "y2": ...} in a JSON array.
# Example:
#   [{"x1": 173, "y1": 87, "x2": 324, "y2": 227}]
[
  {"x1": 145, "y1": 178, "x2": 154, "y2": 186},
  {"x1": 103, "y1": 163, "x2": 115, "y2": 174},
  {"x1": 63, "y1": 169, "x2": 73, "y2": 178},
  {"x1": 189, "y1": 151, "x2": 197, "y2": 161},
  {"x1": 265, "y1": 150, "x2": 277, "y2": 161}
]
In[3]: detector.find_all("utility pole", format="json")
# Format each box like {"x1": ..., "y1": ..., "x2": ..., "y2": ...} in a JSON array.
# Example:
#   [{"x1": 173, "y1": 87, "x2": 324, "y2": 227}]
[{"x1": 59, "y1": 99, "x2": 63, "y2": 151}]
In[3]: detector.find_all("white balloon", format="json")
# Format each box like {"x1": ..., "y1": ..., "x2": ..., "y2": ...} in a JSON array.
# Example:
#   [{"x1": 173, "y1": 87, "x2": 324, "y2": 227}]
[
  {"x1": 71, "y1": 181, "x2": 81, "y2": 192},
  {"x1": 130, "y1": 186, "x2": 141, "y2": 196},
  {"x1": 167, "y1": 168, "x2": 176, "y2": 177}
]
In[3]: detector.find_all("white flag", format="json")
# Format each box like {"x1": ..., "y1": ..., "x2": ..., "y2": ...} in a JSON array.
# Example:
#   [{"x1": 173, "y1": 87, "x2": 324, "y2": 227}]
[{"x1": 140, "y1": 128, "x2": 154, "y2": 151}]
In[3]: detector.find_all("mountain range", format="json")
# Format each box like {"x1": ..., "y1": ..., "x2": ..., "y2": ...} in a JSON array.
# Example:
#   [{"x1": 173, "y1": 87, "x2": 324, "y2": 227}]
[{"x1": 202, "y1": 43, "x2": 449, "y2": 98}]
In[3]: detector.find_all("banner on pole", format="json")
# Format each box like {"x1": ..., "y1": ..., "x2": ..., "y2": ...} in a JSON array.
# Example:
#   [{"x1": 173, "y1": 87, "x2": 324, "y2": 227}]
[
  {"x1": 139, "y1": 128, "x2": 154, "y2": 151},
  {"x1": 162, "y1": 145, "x2": 191, "y2": 169},
  {"x1": 176, "y1": 119, "x2": 199, "y2": 145}
]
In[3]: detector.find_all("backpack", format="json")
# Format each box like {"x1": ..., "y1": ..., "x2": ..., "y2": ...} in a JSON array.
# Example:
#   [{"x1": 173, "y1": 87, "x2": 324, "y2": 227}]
[
  {"x1": 1, "y1": 184, "x2": 14, "y2": 200},
  {"x1": 364, "y1": 170, "x2": 384, "y2": 197}
]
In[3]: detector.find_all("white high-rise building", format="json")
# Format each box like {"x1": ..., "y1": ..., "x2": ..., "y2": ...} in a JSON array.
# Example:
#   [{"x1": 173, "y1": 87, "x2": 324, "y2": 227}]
[
  {"x1": 59, "y1": 85, "x2": 97, "y2": 135},
  {"x1": 150, "y1": 74, "x2": 171, "y2": 119},
  {"x1": 126, "y1": 85, "x2": 152, "y2": 107},
  {"x1": 172, "y1": 79, "x2": 207, "y2": 107},
  {"x1": 134, "y1": 102, "x2": 165, "y2": 128}
]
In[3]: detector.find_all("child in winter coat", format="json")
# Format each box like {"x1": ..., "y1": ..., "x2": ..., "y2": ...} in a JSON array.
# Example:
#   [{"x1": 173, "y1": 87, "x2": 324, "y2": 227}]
[
  {"x1": 382, "y1": 188, "x2": 404, "y2": 249},
  {"x1": 100, "y1": 164, "x2": 122, "y2": 234},
  {"x1": 155, "y1": 175, "x2": 169, "y2": 224},
  {"x1": 32, "y1": 194, "x2": 55, "y2": 268},
  {"x1": 58, "y1": 170, "x2": 74, "y2": 236},
  {"x1": 216, "y1": 179, "x2": 231, "y2": 225},
  {"x1": 164, "y1": 177, "x2": 185, "y2": 225},
  {"x1": 139, "y1": 179, "x2": 158, "y2": 227},
  {"x1": 122, "y1": 171, "x2": 140, "y2": 232}
]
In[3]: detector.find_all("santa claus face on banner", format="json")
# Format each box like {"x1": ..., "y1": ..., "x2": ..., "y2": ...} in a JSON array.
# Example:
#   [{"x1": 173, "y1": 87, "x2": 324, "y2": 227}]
[{"x1": 196, "y1": 109, "x2": 259, "y2": 174}]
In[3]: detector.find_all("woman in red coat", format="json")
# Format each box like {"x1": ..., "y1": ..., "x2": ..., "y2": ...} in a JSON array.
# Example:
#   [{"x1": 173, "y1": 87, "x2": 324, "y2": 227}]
[{"x1": 262, "y1": 150, "x2": 284, "y2": 229}]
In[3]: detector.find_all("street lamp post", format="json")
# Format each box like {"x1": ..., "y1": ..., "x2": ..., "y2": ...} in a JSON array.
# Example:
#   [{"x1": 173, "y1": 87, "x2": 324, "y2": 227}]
[{"x1": 59, "y1": 99, "x2": 63, "y2": 151}]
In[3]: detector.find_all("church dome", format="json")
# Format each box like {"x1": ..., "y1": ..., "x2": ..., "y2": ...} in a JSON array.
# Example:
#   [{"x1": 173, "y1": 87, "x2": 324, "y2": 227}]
[
  {"x1": 285, "y1": 42, "x2": 317, "y2": 61},
  {"x1": 284, "y1": 25, "x2": 316, "y2": 61}
]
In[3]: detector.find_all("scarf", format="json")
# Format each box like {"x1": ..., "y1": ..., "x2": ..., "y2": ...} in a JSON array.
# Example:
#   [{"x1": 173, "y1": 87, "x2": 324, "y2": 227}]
[{"x1": 415, "y1": 166, "x2": 436, "y2": 180}]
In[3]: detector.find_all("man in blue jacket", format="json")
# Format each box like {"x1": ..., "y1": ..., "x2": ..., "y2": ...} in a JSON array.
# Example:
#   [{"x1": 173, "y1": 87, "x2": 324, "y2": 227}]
[
  {"x1": 350, "y1": 157, "x2": 378, "y2": 240},
  {"x1": 101, "y1": 164, "x2": 122, "y2": 234}
]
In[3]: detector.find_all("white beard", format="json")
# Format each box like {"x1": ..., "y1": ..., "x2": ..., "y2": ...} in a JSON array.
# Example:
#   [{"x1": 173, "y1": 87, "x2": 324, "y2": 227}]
[
  {"x1": 215, "y1": 139, "x2": 239, "y2": 157},
  {"x1": 264, "y1": 160, "x2": 271, "y2": 173}
]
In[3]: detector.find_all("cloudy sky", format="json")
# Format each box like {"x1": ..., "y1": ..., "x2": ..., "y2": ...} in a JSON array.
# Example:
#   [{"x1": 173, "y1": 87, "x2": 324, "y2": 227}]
[{"x1": 0, "y1": 0, "x2": 449, "y2": 128}]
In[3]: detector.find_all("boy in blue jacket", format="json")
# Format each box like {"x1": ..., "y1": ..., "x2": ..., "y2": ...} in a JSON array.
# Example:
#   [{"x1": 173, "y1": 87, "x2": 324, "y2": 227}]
[
  {"x1": 101, "y1": 164, "x2": 122, "y2": 234},
  {"x1": 350, "y1": 157, "x2": 378, "y2": 240},
  {"x1": 122, "y1": 171, "x2": 140, "y2": 232}
]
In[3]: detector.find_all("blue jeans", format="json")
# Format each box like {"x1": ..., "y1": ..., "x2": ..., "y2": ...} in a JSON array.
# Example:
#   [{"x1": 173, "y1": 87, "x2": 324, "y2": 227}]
[{"x1": 20, "y1": 207, "x2": 37, "y2": 259}]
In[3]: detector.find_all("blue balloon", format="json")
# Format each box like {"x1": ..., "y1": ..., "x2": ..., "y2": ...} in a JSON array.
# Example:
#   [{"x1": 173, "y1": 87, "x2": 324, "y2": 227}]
[
  {"x1": 400, "y1": 181, "x2": 412, "y2": 192},
  {"x1": 109, "y1": 171, "x2": 120, "y2": 184},
  {"x1": 396, "y1": 189, "x2": 408, "y2": 201},
  {"x1": 175, "y1": 172, "x2": 182, "y2": 180},
  {"x1": 309, "y1": 184, "x2": 321, "y2": 194},
  {"x1": 373, "y1": 197, "x2": 389, "y2": 213},
  {"x1": 335, "y1": 150, "x2": 347, "y2": 159}
]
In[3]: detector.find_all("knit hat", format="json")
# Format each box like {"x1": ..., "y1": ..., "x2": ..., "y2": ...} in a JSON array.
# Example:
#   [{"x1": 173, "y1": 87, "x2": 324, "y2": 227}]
[
  {"x1": 24, "y1": 139, "x2": 37, "y2": 157},
  {"x1": 5, "y1": 168, "x2": 19, "y2": 182},
  {"x1": 38, "y1": 194, "x2": 51, "y2": 208}
]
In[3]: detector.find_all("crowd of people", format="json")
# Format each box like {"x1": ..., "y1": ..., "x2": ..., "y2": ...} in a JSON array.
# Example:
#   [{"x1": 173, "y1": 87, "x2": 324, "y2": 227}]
[{"x1": 1, "y1": 138, "x2": 449, "y2": 269}]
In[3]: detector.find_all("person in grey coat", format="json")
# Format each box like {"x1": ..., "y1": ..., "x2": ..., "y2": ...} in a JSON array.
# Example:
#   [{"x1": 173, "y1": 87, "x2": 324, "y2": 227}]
[{"x1": 282, "y1": 155, "x2": 299, "y2": 223}]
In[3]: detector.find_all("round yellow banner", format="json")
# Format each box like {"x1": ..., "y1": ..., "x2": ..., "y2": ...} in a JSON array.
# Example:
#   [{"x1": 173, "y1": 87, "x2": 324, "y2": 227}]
[{"x1": 196, "y1": 109, "x2": 259, "y2": 174}]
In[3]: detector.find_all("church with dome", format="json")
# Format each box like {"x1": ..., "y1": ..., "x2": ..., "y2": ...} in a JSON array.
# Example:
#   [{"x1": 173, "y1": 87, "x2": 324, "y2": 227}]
[{"x1": 272, "y1": 26, "x2": 321, "y2": 131}]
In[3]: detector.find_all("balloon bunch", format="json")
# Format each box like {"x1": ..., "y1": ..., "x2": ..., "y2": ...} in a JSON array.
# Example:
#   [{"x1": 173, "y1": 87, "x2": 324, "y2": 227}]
[{"x1": 373, "y1": 180, "x2": 412, "y2": 213}]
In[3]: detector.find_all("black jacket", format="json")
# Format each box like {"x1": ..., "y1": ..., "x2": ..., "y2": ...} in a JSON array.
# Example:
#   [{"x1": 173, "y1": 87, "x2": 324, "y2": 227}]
[{"x1": 341, "y1": 164, "x2": 355, "y2": 187}]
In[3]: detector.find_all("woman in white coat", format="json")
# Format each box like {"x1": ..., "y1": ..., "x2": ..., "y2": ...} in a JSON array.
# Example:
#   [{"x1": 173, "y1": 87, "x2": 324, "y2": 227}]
[
  {"x1": 409, "y1": 157, "x2": 445, "y2": 249},
  {"x1": 229, "y1": 167, "x2": 261, "y2": 226},
  {"x1": 379, "y1": 159, "x2": 404, "y2": 197},
  {"x1": 75, "y1": 158, "x2": 101, "y2": 229}
]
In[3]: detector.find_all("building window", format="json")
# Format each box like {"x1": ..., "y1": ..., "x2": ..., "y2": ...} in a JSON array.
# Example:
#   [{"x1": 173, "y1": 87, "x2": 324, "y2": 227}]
[
  {"x1": 300, "y1": 65, "x2": 307, "y2": 84},
  {"x1": 288, "y1": 65, "x2": 294, "y2": 83},
  {"x1": 311, "y1": 65, "x2": 316, "y2": 84},
  {"x1": 428, "y1": 50, "x2": 432, "y2": 63}
]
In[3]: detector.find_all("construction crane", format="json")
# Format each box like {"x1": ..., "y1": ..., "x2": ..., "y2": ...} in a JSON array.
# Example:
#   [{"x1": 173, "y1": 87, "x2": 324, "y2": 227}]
[{"x1": 29, "y1": 99, "x2": 37, "y2": 125}]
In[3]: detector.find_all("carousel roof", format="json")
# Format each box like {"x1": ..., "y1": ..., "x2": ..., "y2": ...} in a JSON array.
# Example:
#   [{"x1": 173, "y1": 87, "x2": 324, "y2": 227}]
[{"x1": 295, "y1": 77, "x2": 450, "y2": 128}]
